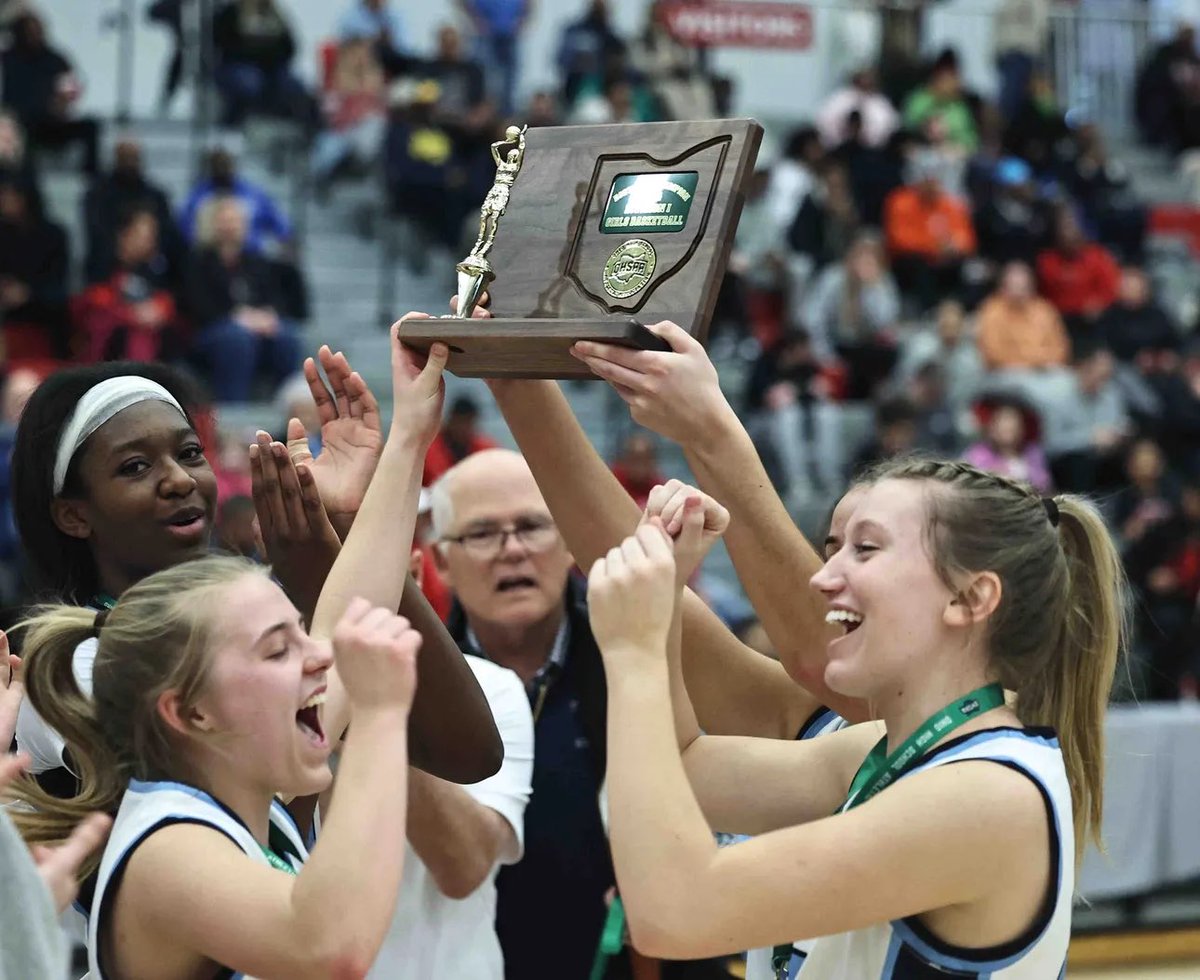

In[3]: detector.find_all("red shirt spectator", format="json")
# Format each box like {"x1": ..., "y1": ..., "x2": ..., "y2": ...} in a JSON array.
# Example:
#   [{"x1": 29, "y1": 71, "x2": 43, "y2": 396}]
[
  {"x1": 422, "y1": 394, "x2": 498, "y2": 486},
  {"x1": 610, "y1": 432, "x2": 665, "y2": 510},
  {"x1": 1036, "y1": 208, "x2": 1120, "y2": 319},
  {"x1": 73, "y1": 209, "x2": 179, "y2": 362}
]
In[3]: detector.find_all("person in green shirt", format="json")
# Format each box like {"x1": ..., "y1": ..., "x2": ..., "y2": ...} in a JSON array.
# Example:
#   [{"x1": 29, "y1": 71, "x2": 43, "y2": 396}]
[{"x1": 903, "y1": 54, "x2": 978, "y2": 153}]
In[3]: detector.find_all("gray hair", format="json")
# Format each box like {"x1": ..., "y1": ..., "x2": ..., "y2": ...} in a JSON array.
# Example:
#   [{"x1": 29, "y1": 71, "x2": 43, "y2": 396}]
[{"x1": 428, "y1": 469, "x2": 458, "y2": 549}]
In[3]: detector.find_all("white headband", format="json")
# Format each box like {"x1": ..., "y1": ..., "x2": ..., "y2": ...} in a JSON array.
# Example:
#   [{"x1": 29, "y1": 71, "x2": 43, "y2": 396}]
[{"x1": 53, "y1": 377, "x2": 188, "y2": 495}]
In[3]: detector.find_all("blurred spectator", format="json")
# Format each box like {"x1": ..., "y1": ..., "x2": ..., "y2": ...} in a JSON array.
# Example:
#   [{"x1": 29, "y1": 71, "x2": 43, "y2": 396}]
[
  {"x1": 1113, "y1": 437, "x2": 1179, "y2": 552},
  {"x1": 993, "y1": 0, "x2": 1049, "y2": 122},
  {"x1": 0, "y1": 12, "x2": 100, "y2": 174},
  {"x1": 458, "y1": 0, "x2": 532, "y2": 115},
  {"x1": 974, "y1": 156, "x2": 1053, "y2": 264},
  {"x1": 834, "y1": 120, "x2": 913, "y2": 227},
  {"x1": 850, "y1": 395, "x2": 921, "y2": 477},
  {"x1": 213, "y1": 0, "x2": 312, "y2": 128},
  {"x1": 0, "y1": 110, "x2": 42, "y2": 214},
  {"x1": 570, "y1": 71, "x2": 656, "y2": 124},
  {"x1": 216, "y1": 495, "x2": 259, "y2": 558},
  {"x1": 423, "y1": 395, "x2": 499, "y2": 487},
  {"x1": 147, "y1": 0, "x2": 188, "y2": 116},
  {"x1": 789, "y1": 163, "x2": 862, "y2": 273},
  {"x1": 883, "y1": 150, "x2": 976, "y2": 308},
  {"x1": 83, "y1": 139, "x2": 183, "y2": 285},
  {"x1": 424, "y1": 25, "x2": 487, "y2": 120},
  {"x1": 1036, "y1": 207, "x2": 1121, "y2": 344},
  {"x1": 310, "y1": 39, "x2": 387, "y2": 193},
  {"x1": 1042, "y1": 345, "x2": 1131, "y2": 494},
  {"x1": 0, "y1": 177, "x2": 69, "y2": 358},
  {"x1": 630, "y1": 0, "x2": 720, "y2": 121},
  {"x1": 1004, "y1": 71, "x2": 1069, "y2": 176},
  {"x1": 0, "y1": 366, "x2": 40, "y2": 570},
  {"x1": 1124, "y1": 477, "x2": 1200, "y2": 700},
  {"x1": 902, "y1": 51, "x2": 977, "y2": 153},
  {"x1": 976, "y1": 260, "x2": 1070, "y2": 371},
  {"x1": 802, "y1": 232, "x2": 900, "y2": 397},
  {"x1": 1068, "y1": 122, "x2": 1146, "y2": 262},
  {"x1": 896, "y1": 298, "x2": 986, "y2": 412},
  {"x1": 611, "y1": 432, "x2": 664, "y2": 510},
  {"x1": 1097, "y1": 265, "x2": 1180, "y2": 365},
  {"x1": 726, "y1": 169, "x2": 787, "y2": 343},
  {"x1": 1135, "y1": 22, "x2": 1200, "y2": 151},
  {"x1": 743, "y1": 328, "x2": 843, "y2": 496},
  {"x1": 73, "y1": 208, "x2": 182, "y2": 363},
  {"x1": 1144, "y1": 339, "x2": 1200, "y2": 478},
  {"x1": 525, "y1": 90, "x2": 560, "y2": 128},
  {"x1": 215, "y1": 425, "x2": 254, "y2": 503},
  {"x1": 817, "y1": 68, "x2": 898, "y2": 149},
  {"x1": 557, "y1": 0, "x2": 626, "y2": 108},
  {"x1": 765, "y1": 125, "x2": 824, "y2": 236},
  {"x1": 385, "y1": 81, "x2": 462, "y2": 257},
  {"x1": 963, "y1": 395, "x2": 1052, "y2": 492},
  {"x1": 905, "y1": 360, "x2": 962, "y2": 455},
  {"x1": 180, "y1": 148, "x2": 292, "y2": 254},
  {"x1": 340, "y1": 0, "x2": 409, "y2": 75},
  {"x1": 185, "y1": 196, "x2": 300, "y2": 402}
]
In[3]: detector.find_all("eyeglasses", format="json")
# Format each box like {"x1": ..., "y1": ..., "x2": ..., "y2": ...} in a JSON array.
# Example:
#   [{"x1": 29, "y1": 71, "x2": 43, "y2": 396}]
[{"x1": 442, "y1": 519, "x2": 559, "y2": 559}]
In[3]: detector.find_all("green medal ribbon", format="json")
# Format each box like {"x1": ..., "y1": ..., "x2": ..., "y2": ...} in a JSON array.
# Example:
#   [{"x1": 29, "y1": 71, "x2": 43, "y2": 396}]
[
  {"x1": 771, "y1": 682, "x2": 1005, "y2": 979},
  {"x1": 588, "y1": 895, "x2": 626, "y2": 980},
  {"x1": 261, "y1": 844, "x2": 298, "y2": 876}
]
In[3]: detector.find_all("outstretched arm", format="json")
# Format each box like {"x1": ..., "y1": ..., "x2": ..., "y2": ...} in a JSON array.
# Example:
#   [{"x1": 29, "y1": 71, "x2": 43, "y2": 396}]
[
  {"x1": 309, "y1": 326, "x2": 500, "y2": 781},
  {"x1": 572, "y1": 322, "x2": 868, "y2": 724},
  {"x1": 488, "y1": 374, "x2": 815, "y2": 739}
]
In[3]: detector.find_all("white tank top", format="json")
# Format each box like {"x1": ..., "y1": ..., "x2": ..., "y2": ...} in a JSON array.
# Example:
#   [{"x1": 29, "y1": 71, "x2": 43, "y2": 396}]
[
  {"x1": 794, "y1": 727, "x2": 1073, "y2": 980},
  {"x1": 744, "y1": 708, "x2": 849, "y2": 980},
  {"x1": 86, "y1": 779, "x2": 309, "y2": 980}
]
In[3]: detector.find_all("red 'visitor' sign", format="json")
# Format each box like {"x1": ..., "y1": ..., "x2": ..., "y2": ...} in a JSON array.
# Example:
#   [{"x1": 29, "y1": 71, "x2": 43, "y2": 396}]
[{"x1": 660, "y1": 1, "x2": 814, "y2": 50}]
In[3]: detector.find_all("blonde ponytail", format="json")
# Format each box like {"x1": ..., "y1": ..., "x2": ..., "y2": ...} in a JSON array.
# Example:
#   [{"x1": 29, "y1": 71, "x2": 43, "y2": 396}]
[
  {"x1": 1018, "y1": 494, "x2": 1129, "y2": 859},
  {"x1": 7, "y1": 606, "x2": 127, "y2": 876}
]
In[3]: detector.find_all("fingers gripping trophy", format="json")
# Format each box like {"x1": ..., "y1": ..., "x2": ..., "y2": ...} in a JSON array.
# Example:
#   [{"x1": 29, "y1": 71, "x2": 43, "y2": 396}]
[{"x1": 454, "y1": 124, "x2": 528, "y2": 319}]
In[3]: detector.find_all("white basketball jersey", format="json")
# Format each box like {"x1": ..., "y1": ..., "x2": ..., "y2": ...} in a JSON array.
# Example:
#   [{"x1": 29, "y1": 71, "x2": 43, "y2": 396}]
[
  {"x1": 86, "y1": 779, "x2": 309, "y2": 980},
  {"x1": 744, "y1": 708, "x2": 850, "y2": 980},
  {"x1": 794, "y1": 727, "x2": 1073, "y2": 980}
]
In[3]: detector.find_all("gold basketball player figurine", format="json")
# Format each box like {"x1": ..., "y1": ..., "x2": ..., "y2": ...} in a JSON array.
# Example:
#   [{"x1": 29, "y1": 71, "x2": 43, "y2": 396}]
[{"x1": 452, "y1": 124, "x2": 528, "y2": 319}]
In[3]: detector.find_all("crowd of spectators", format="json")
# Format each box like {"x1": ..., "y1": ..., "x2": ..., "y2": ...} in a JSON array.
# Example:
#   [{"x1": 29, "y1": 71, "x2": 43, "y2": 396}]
[{"x1": 3, "y1": 0, "x2": 1199, "y2": 703}]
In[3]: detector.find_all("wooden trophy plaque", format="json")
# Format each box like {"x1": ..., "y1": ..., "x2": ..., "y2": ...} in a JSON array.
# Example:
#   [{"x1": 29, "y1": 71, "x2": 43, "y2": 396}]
[{"x1": 397, "y1": 118, "x2": 764, "y2": 379}]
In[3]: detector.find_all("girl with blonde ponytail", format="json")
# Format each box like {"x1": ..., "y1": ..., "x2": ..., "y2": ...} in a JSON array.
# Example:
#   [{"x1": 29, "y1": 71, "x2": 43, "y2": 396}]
[{"x1": 583, "y1": 459, "x2": 1127, "y2": 980}]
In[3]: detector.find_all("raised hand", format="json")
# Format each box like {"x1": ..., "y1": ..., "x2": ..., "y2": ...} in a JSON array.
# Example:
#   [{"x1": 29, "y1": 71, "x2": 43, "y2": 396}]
[
  {"x1": 570, "y1": 321, "x2": 732, "y2": 448},
  {"x1": 642, "y1": 480, "x2": 730, "y2": 589},
  {"x1": 287, "y1": 346, "x2": 384, "y2": 538},
  {"x1": 587, "y1": 525, "x2": 678, "y2": 669},
  {"x1": 30, "y1": 812, "x2": 112, "y2": 912},
  {"x1": 1, "y1": 635, "x2": 22, "y2": 749},
  {"x1": 390, "y1": 317, "x2": 450, "y2": 447},
  {"x1": 251, "y1": 431, "x2": 342, "y2": 619},
  {"x1": 332, "y1": 597, "x2": 422, "y2": 715}
]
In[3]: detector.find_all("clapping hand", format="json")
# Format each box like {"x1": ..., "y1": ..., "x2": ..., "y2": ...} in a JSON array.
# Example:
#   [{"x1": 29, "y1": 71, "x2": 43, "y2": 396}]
[
  {"x1": 1, "y1": 635, "x2": 22, "y2": 749},
  {"x1": 287, "y1": 347, "x2": 384, "y2": 539}
]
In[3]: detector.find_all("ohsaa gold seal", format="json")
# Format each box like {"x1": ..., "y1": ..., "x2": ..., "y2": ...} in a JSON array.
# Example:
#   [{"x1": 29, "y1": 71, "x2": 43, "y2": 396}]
[{"x1": 603, "y1": 239, "x2": 656, "y2": 299}]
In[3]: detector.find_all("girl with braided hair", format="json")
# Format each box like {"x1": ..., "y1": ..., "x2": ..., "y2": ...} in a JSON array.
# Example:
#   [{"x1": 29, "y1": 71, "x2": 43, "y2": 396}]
[{"x1": 586, "y1": 457, "x2": 1127, "y2": 979}]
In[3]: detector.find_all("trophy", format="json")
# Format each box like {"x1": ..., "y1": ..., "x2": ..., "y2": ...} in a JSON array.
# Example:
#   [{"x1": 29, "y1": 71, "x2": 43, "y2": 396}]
[{"x1": 399, "y1": 118, "x2": 764, "y2": 379}]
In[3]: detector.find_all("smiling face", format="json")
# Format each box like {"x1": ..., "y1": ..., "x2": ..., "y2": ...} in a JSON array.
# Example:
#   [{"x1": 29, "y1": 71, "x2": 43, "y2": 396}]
[
  {"x1": 182, "y1": 573, "x2": 334, "y2": 799},
  {"x1": 53, "y1": 401, "x2": 218, "y2": 595},
  {"x1": 434, "y1": 450, "x2": 574, "y2": 634},
  {"x1": 810, "y1": 479, "x2": 961, "y2": 700}
]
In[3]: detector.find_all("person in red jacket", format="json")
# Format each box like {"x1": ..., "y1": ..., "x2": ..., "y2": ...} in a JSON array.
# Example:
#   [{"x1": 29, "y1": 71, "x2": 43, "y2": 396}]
[
  {"x1": 610, "y1": 431, "x2": 664, "y2": 510},
  {"x1": 1036, "y1": 206, "x2": 1120, "y2": 346},
  {"x1": 422, "y1": 394, "x2": 499, "y2": 486},
  {"x1": 73, "y1": 207, "x2": 180, "y2": 362}
]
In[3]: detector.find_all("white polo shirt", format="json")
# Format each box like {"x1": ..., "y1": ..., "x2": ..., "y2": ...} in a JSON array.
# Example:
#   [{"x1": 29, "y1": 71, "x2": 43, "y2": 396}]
[{"x1": 367, "y1": 654, "x2": 534, "y2": 980}]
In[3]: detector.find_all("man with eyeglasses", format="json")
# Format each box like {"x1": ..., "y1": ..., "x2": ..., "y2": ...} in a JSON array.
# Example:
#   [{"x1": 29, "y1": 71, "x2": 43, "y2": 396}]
[{"x1": 430, "y1": 447, "x2": 619, "y2": 979}]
